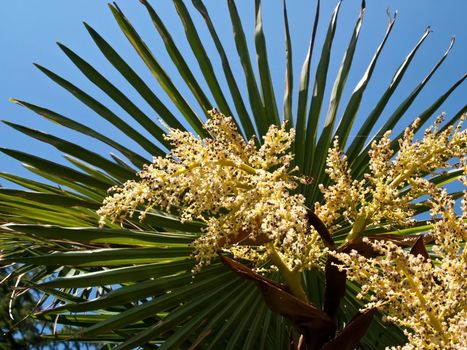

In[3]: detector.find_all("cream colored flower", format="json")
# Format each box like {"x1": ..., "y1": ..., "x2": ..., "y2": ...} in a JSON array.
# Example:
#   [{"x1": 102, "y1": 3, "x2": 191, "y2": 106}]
[
  {"x1": 316, "y1": 114, "x2": 467, "y2": 238},
  {"x1": 333, "y1": 180, "x2": 467, "y2": 350},
  {"x1": 98, "y1": 110, "x2": 323, "y2": 272}
]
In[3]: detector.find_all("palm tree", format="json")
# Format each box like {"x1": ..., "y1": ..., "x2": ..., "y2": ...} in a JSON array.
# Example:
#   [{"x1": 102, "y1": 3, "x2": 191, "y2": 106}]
[{"x1": 0, "y1": 1, "x2": 465, "y2": 349}]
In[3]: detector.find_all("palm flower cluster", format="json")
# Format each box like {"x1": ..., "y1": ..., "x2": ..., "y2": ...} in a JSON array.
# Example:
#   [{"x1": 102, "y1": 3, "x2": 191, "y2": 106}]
[
  {"x1": 315, "y1": 115, "x2": 467, "y2": 237},
  {"x1": 332, "y1": 176, "x2": 467, "y2": 350},
  {"x1": 317, "y1": 115, "x2": 466, "y2": 348},
  {"x1": 98, "y1": 110, "x2": 323, "y2": 272},
  {"x1": 3, "y1": 0, "x2": 467, "y2": 348}
]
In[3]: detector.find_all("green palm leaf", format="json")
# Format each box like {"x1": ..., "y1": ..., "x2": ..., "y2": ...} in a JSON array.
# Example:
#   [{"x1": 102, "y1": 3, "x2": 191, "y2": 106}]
[{"x1": 1, "y1": 1, "x2": 464, "y2": 349}]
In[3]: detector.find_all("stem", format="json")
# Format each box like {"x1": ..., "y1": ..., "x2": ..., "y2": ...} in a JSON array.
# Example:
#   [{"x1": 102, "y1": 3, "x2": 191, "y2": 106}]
[
  {"x1": 266, "y1": 243, "x2": 308, "y2": 302},
  {"x1": 175, "y1": 159, "x2": 257, "y2": 177},
  {"x1": 347, "y1": 215, "x2": 369, "y2": 241},
  {"x1": 217, "y1": 159, "x2": 257, "y2": 174},
  {"x1": 400, "y1": 265, "x2": 448, "y2": 343}
]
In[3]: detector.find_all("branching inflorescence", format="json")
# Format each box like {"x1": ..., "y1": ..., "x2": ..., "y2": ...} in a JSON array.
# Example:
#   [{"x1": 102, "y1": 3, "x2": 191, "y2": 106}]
[
  {"x1": 98, "y1": 111, "x2": 466, "y2": 348},
  {"x1": 323, "y1": 116, "x2": 467, "y2": 349},
  {"x1": 98, "y1": 110, "x2": 324, "y2": 278},
  {"x1": 316, "y1": 114, "x2": 466, "y2": 238},
  {"x1": 332, "y1": 178, "x2": 467, "y2": 349}
]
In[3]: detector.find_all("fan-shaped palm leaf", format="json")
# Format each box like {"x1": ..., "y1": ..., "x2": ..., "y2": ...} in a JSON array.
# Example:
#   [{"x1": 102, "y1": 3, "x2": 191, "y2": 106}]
[{"x1": 1, "y1": 0, "x2": 465, "y2": 349}]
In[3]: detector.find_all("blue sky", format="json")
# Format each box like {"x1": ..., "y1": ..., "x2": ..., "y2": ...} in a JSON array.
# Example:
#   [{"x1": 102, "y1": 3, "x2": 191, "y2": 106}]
[{"x1": 0, "y1": 0, "x2": 466, "y2": 186}]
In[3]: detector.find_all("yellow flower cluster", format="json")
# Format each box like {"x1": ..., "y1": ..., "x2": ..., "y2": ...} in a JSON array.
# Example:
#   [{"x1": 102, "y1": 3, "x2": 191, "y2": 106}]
[
  {"x1": 98, "y1": 110, "x2": 323, "y2": 272},
  {"x1": 332, "y1": 178, "x2": 466, "y2": 349},
  {"x1": 315, "y1": 115, "x2": 467, "y2": 238}
]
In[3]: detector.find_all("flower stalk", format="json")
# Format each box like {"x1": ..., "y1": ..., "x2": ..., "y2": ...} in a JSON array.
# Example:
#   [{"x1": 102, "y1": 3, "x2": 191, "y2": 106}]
[
  {"x1": 266, "y1": 243, "x2": 308, "y2": 302},
  {"x1": 399, "y1": 265, "x2": 447, "y2": 342}
]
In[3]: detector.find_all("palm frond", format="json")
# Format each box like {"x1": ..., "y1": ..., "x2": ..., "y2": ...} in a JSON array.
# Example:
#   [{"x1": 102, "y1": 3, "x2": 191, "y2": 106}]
[{"x1": 1, "y1": 1, "x2": 464, "y2": 349}]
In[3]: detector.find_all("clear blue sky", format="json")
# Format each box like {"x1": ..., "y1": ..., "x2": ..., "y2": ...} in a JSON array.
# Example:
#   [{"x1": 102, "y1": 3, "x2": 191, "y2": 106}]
[{"x1": 0, "y1": 0, "x2": 466, "y2": 186}]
